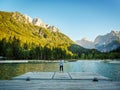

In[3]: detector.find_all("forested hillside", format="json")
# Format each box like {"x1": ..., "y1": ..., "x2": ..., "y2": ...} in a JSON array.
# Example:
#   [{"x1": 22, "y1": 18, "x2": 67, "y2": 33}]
[{"x1": 0, "y1": 11, "x2": 74, "y2": 59}]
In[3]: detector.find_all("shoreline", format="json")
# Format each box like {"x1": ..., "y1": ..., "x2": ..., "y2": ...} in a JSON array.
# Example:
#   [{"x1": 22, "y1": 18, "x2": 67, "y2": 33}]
[{"x1": 0, "y1": 59, "x2": 120, "y2": 63}]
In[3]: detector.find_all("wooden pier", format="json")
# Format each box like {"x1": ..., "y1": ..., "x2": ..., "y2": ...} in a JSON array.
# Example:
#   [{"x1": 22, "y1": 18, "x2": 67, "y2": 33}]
[
  {"x1": 13, "y1": 72, "x2": 110, "y2": 80},
  {"x1": 0, "y1": 72, "x2": 120, "y2": 90}
]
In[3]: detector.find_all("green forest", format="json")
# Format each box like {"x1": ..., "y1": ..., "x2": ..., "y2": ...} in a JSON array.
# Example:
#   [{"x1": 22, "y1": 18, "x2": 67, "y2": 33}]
[
  {"x1": 0, "y1": 36, "x2": 120, "y2": 60},
  {"x1": 0, "y1": 11, "x2": 120, "y2": 60},
  {"x1": 0, "y1": 37, "x2": 72, "y2": 60}
]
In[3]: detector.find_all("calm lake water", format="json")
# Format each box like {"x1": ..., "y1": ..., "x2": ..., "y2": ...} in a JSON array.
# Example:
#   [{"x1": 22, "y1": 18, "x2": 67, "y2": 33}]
[{"x1": 0, "y1": 60, "x2": 120, "y2": 81}]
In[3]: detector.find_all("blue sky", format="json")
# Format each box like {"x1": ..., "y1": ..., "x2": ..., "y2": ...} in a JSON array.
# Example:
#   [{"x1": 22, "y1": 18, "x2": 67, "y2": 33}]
[{"x1": 0, "y1": 0, "x2": 120, "y2": 41}]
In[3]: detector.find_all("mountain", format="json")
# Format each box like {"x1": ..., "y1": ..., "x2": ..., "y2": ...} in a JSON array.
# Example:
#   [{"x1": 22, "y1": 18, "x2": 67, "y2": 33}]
[
  {"x1": 94, "y1": 31, "x2": 120, "y2": 45},
  {"x1": 0, "y1": 11, "x2": 76, "y2": 59},
  {"x1": 76, "y1": 38, "x2": 94, "y2": 49},
  {"x1": 95, "y1": 40, "x2": 120, "y2": 52},
  {"x1": 76, "y1": 31, "x2": 120, "y2": 52},
  {"x1": 0, "y1": 11, "x2": 73, "y2": 45},
  {"x1": 94, "y1": 31, "x2": 120, "y2": 52},
  {"x1": 32, "y1": 18, "x2": 59, "y2": 32}
]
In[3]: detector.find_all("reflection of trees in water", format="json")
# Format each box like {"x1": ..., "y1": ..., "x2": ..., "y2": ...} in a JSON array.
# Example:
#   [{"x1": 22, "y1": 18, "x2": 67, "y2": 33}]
[
  {"x1": 15, "y1": 64, "x2": 26, "y2": 75},
  {"x1": 0, "y1": 64, "x2": 26, "y2": 79},
  {"x1": 22, "y1": 63, "x2": 58, "y2": 72},
  {"x1": 0, "y1": 64, "x2": 20, "y2": 79},
  {"x1": 0, "y1": 63, "x2": 58, "y2": 80}
]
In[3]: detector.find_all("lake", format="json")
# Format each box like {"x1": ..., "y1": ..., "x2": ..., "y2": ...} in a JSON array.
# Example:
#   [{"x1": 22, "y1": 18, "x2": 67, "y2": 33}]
[{"x1": 0, "y1": 60, "x2": 120, "y2": 81}]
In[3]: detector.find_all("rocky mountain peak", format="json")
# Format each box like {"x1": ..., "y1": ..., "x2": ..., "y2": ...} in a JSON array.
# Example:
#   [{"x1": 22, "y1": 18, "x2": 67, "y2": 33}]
[
  {"x1": 76, "y1": 38, "x2": 94, "y2": 49},
  {"x1": 81, "y1": 37, "x2": 88, "y2": 41},
  {"x1": 11, "y1": 11, "x2": 60, "y2": 32},
  {"x1": 23, "y1": 14, "x2": 32, "y2": 23},
  {"x1": 111, "y1": 30, "x2": 120, "y2": 35},
  {"x1": 95, "y1": 30, "x2": 120, "y2": 45},
  {"x1": 110, "y1": 30, "x2": 120, "y2": 39},
  {"x1": 12, "y1": 12, "x2": 32, "y2": 24},
  {"x1": 76, "y1": 30, "x2": 120, "y2": 52},
  {"x1": 46, "y1": 25, "x2": 59, "y2": 32},
  {"x1": 32, "y1": 18, "x2": 59, "y2": 32},
  {"x1": 32, "y1": 18, "x2": 46, "y2": 28}
]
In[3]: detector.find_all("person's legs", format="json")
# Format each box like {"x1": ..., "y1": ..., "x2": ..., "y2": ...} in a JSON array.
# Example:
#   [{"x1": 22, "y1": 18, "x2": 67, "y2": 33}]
[
  {"x1": 60, "y1": 66, "x2": 64, "y2": 72},
  {"x1": 60, "y1": 66, "x2": 62, "y2": 72},
  {"x1": 61, "y1": 66, "x2": 63, "y2": 72}
]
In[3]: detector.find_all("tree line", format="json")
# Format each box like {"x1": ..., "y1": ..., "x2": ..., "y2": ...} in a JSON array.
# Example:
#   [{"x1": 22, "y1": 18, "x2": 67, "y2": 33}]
[
  {"x1": 0, "y1": 37, "x2": 72, "y2": 60},
  {"x1": 68, "y1": 44, "x2": 120, "y2": 59},
  {"x1": 0, "y1": 37, "x2": 120, "y2": 60}
]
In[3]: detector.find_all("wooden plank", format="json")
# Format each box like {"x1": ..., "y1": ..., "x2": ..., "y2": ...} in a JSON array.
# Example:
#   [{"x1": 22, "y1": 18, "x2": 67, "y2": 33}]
[
  {"x1": 13, "y1": 72, "x2": 54, "y2": 80},
  {"x1": 69, "y1": 72, "x2": 110, "y2": 80},
  {"x1": 53, "y1": 72, "x2": 71, "y2": 80}
]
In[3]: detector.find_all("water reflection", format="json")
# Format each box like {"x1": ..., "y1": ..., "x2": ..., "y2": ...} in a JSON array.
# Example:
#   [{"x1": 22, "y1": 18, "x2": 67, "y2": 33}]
[
  {"x1": 65, "y1": 61, "x2": 120, "y2": 81},
  {"x1": 0, "y1": 60, "x2": 120, "y2": 81},
  {"x1": 0, "y1": 63, "x2": 59, "y2": 80}
]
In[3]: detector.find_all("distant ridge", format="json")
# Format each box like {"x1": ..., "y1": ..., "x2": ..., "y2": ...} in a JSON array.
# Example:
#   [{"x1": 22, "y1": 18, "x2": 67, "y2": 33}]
[{"x1": 76, "y1": 30, "x2": 120, "y2": 52}]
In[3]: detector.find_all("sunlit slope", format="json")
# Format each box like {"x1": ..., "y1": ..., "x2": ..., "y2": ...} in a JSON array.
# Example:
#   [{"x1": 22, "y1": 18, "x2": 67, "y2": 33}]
[{"x1": 0, "y1": 11, "x2": 74, "y2": 48}]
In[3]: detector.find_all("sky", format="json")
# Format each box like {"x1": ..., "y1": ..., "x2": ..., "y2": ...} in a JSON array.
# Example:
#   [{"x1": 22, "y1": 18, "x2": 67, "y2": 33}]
[{"x1": 0, "y1": 0, "x2": 120, "y2": 41}]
